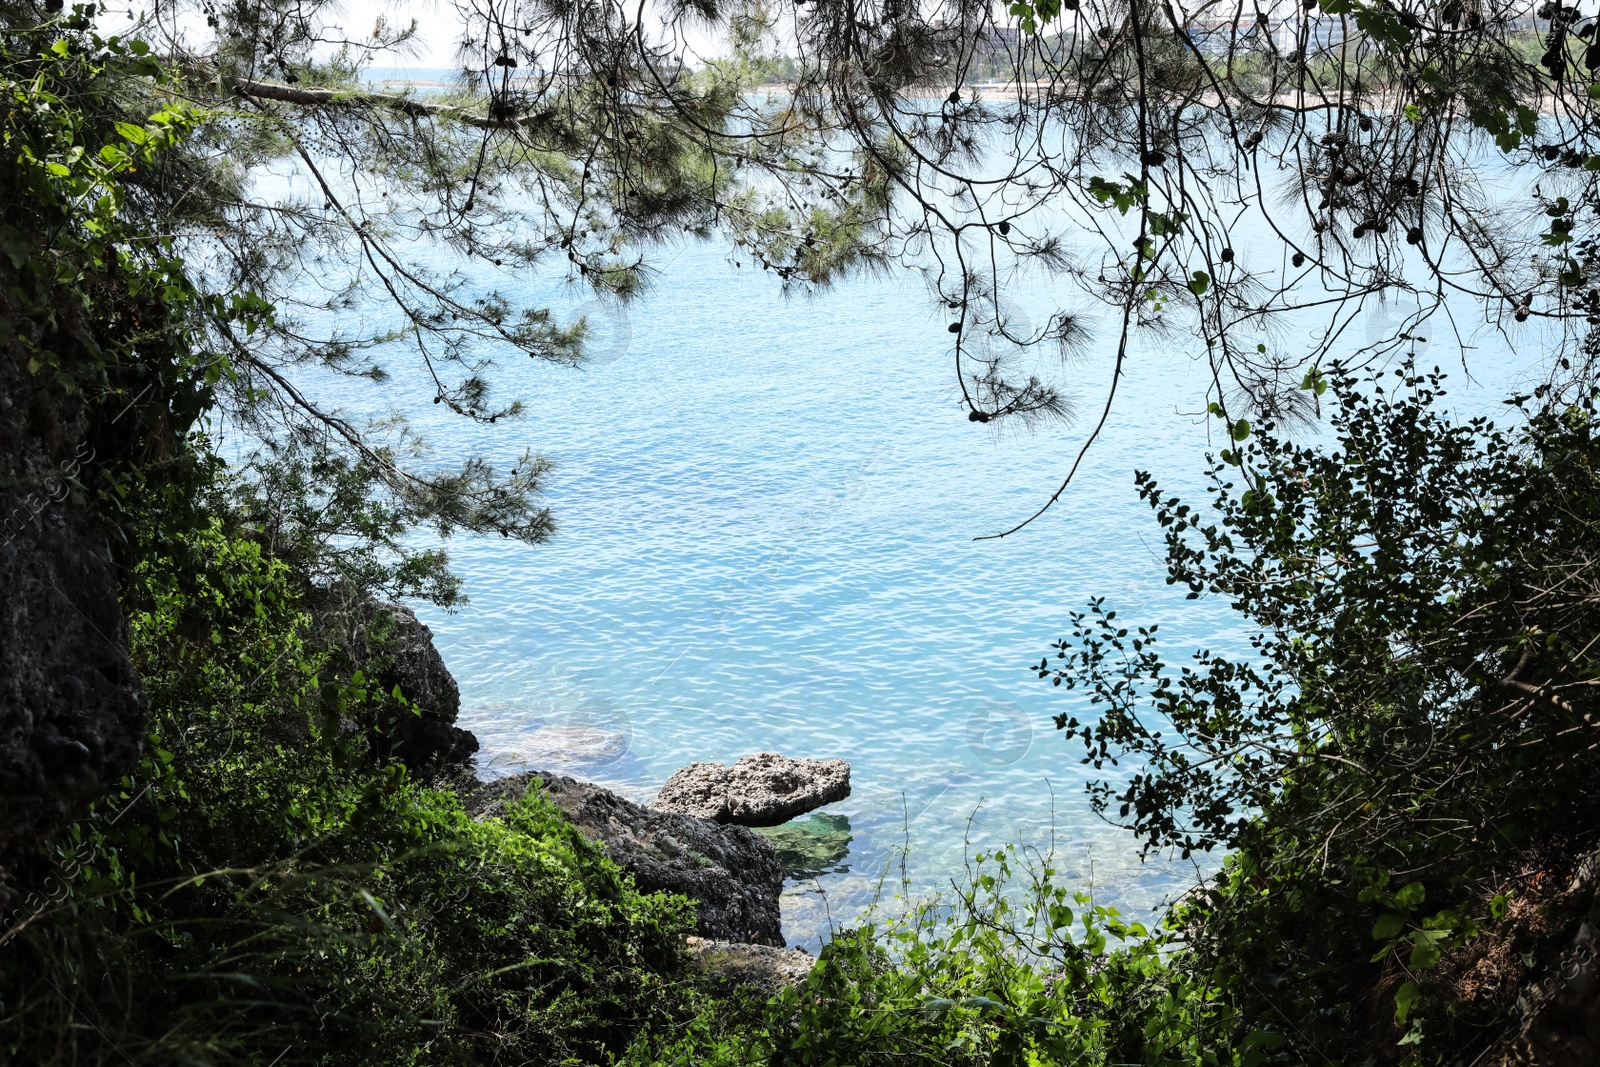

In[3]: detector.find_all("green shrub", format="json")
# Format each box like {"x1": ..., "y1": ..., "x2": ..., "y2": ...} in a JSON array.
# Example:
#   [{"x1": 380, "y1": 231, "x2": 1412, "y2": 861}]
[
  {"x1": 0, "y1": 518, "x2": 705, "y2": 1066},
  {"x1": 628, "y1": 843, "x2": 1234, "y2": 1067},
  {"x1": 1042, "y1": 365, "x2": 1600, "y2": 1063}
]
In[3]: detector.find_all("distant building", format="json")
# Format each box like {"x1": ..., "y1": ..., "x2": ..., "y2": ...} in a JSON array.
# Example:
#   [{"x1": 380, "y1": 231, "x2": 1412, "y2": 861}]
[
  {"x1": 977, "y1": 24, "x2": 1023, "y2": 53},
  {"x1": 926, "y1": 19, "x2": 1023, "y2": 56},
  {"x1": 1185, "y1": 15, "x2": 1347, "y2": 57}
]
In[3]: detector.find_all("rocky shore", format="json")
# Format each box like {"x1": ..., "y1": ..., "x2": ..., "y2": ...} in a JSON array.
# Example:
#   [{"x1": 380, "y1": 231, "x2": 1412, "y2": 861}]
[
  {"x1": 380, "y1": 603, "x2": 849, "y2": 960},
  {"x1": 651, "y1": 752, "x2": 851, "y2": 826},
  {"x1": 467, "y1": 769, "x2": 788, "y2": 946}
]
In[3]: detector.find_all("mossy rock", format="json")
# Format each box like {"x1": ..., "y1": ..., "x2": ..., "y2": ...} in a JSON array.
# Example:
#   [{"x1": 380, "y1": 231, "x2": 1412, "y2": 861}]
[{"x1": 755, "y1": 813, "x2": 852, "y2": 879}]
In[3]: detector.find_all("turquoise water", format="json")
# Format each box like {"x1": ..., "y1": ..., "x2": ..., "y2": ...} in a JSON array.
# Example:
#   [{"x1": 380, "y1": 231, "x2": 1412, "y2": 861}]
[{"x1": 297, "y1": 233, "x2": 1552, "y2": 949}]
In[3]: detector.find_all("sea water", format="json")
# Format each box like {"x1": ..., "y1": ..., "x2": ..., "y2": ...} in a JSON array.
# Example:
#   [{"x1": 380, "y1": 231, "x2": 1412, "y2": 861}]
[{"x1": 290, "y1": 216, "x2": 1553, "y2": 949}]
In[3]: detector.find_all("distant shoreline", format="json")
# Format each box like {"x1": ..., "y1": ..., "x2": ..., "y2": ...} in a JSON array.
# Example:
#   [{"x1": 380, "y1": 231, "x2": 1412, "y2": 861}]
[
  {"x1": 355, "y1": 73, "x2": 1402, "y2": 113},
  {"x1": 357, "y1": 75, "x2": 1035, "y2": 98}
]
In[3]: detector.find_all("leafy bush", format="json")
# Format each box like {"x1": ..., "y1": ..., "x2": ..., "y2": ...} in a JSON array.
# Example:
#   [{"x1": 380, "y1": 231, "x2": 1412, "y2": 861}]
[
  {"x1": 1041, "y1": 364, "x2": 1600, "y2": 1063},
  {"x1": 1, "y1": 38, "x2": 715, "y2": 1061},
  {"x1": 0, "y1": 517, "x2": 705, "y2": 1066},
  {"x1": 629, "y1": 843, "x2": 1233, "y2": 1067}
]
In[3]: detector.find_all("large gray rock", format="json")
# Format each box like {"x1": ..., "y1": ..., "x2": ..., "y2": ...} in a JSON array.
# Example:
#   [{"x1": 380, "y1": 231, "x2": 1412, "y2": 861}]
[
  {"x1": 307, "y1": 594, "x2": 478, "y2": 778},
  {"x1": 371, "y1": 603, "x2": 478, "y2": 775},
  {"x1": 469, "y1": 770, "x2": 785, "y2": 946},
  {"x1": 0, "y1": 284, "x2": 150, "y2": 906},
  {"x1": 651, "y1": 752, "x2": 851, "y2": 827},
  {"x1": 1487, "y1": 848, "x2": 1600, "y2": 1065},
  {"x1": 0, "y1": 505, "x2": 142, "y2": 905}
]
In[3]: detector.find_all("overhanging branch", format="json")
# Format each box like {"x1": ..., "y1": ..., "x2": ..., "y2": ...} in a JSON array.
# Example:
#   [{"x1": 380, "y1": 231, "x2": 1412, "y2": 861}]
[{"x1": 228, "y1": 76, "x2": 550, "y2": 132}]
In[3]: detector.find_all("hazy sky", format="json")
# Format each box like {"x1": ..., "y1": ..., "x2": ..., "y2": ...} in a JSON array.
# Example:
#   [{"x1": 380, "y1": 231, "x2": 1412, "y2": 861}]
[
  {"x1": 101, "y1": 1, "x2": 461, "y2": 68},
  {"x1": 338, "y1": 0, "x2": 459, "y2": 67},
  {"x1": 107, "y1": 0, "x2": 731, "y2": 71}
]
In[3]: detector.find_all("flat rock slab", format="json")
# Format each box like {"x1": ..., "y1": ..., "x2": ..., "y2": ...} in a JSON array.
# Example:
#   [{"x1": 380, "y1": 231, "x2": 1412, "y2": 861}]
[
  {"x1": 650, "y1": 752, "x2": 851, "y2": 827},
  {"x1": 467, "y1": 770, "x2": 784, "y2": 946}
]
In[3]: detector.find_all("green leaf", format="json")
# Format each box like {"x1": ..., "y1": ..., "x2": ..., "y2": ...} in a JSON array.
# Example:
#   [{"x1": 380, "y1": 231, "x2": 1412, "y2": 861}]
[
  {"x1": 962, "y1": 995, "x2": 1007, "y2": 1012},
  {"x1": 1008, "y1": 1, "x2": 1039, "y2": 34},
  {"x1": 1393, "y1": 980, "x2": 1421, "y2": 1023},
  {"x1": 1410, "y1": 927, "x2": 1449, "y2": 969},
  {"x1": 1189, "y1": 270, "x2": 1210, "y2": 296},
  {"x1": 1085, "y1": 175, "x2": 1146, "y2": 216},
  {"x1": 1394, "y1": 881, "x2": 1425, "y2": 907},
  {"x1": 1230, "y1": 418, "x2": 1251, "y2": 442},
  {"x1": 1372, "y1": 913, "x2": 1406, "y2": 940},
  {"x1": 1242, "y1": 1030, "x2": 1285, "y2": 1050}
]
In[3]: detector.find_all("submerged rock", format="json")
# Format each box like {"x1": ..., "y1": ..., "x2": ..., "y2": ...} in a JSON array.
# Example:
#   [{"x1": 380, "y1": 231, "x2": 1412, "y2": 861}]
[
  {"x1": 685, "y1": 936, "x2": 814, "y2": 993},
  {"x1": 651, "y1": 752, "x2": 851, "y2": 827},
  {"x1": 468, "y1": 770, "x2": 785, "y2": 946},
  {"x1": 523, "y1": 723, "x2": 628, "y2": 765},
  {"x1": 756, "y1": 812, "x2": 853, "y2": 879}
]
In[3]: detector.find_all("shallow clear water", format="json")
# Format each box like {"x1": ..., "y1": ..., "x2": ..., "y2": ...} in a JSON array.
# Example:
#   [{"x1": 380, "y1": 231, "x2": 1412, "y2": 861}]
[{"x1": 296, "y1": 233, "x2": 1551, "y2": 950}]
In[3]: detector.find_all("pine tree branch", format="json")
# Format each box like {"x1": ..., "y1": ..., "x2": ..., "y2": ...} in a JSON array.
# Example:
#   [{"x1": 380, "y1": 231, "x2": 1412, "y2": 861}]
[{"x1": 227, "y1": 76, "x2": 550, "y2": 131}]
